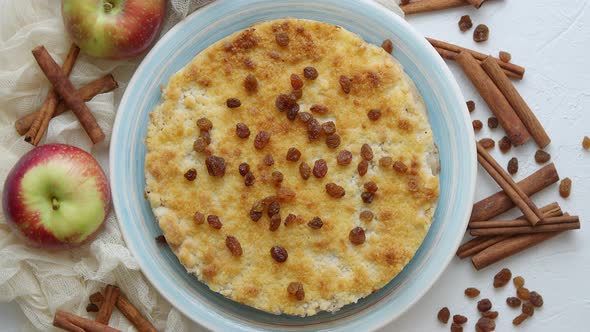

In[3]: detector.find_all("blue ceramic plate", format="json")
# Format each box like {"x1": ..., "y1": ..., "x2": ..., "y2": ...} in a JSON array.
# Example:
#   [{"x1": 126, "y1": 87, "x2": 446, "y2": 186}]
[{"x1": 110, "y1": 0, "x2": 476, "y2": 330}]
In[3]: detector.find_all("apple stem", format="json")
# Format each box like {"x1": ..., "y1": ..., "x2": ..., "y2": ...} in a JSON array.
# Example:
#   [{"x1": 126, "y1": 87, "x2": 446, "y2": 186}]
[
  {"x1": 51, "y1": 197, "x2": 60, "y2": 211},
  {"x1": 104, "y1": 1, "x2": 114, "y2": 13}
]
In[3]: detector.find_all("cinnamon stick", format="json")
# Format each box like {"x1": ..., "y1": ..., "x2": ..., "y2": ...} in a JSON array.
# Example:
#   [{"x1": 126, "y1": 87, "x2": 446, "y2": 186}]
[
  {"x1": 477, "y1": 151, "x2": 540, "y2": 225},
  {"x1": 95, "y1": 285, "x2": 120, "y2": 325},
  {"x1": 470, "y1": 219, "x2": 580, "y2": 236},
  {"x1": 15, "y1": 75, "x2": 118, "y2": 135},
  {"x1": 470, "y1": 163, "x2": 559, "y2": 222},
  {"x1": 481, "y1": 57, "x2": 551, "y2": 148},
  {"x1": 477, "y1": 142, "x2": 544, "y2": 224},
  {"x1": 457, "y1": 51, "x2": 530, "y2": 145},
  {"x1": 471, "y1": 232, "x2": 563, "y2": 270},
  {"x1": 401, "y1": 0, "x2": 470, "y2": 15},
  {"x1": 428, "y1": 37, "x2": 525, "y2": 79},
  {"x1": 469, "y1": 215, "x2": 578, "y2": 229},
  {"x1": 458, "y1": 202, "x2": 562, "y2": 259},
  {"x1": 25, "y1": 44, "x2": 80, "y2": 146},
  {"x1": 53, "y1": 310, "x2": 120, "y2": 332},
  {"x1": 116, "y1": 295, "x2": 158, "y2": 332},
  {"x1": 31, "y1": 45, "x2": 105, "y2": 144}
]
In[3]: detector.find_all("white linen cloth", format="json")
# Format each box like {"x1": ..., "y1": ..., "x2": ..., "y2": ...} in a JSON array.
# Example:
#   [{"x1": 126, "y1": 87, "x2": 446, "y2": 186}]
[{"x1": 0, "y1": 1, "x2": 401, "y2": 330}]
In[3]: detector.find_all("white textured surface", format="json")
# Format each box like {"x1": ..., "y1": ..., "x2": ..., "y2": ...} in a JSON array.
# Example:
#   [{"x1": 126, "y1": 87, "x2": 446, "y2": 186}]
[{"x1": 1, "y1": 0, "x2": 590, "y2": 331}]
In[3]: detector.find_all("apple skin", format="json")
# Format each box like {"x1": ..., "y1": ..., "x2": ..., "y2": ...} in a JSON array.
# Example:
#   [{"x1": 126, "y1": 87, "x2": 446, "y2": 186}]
[
  {"x1": 2, "y1": 144, "x2": 111, "y2": 249},
  {"x1": 62, "y1": 0, "x2": 166, "y2": 59}
]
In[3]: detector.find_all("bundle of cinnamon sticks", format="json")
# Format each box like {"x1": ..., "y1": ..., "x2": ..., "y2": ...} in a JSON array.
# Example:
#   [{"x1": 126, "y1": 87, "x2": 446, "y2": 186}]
[
  {"x1": 401, "y1": 0, "x2": 487, "y2": 15},
  {"x1": 54, "y1": 285, "x2": 158, "y2": 332},
  {"x1": 17, "y1": 44, "x2": 119, "y2": 146}
]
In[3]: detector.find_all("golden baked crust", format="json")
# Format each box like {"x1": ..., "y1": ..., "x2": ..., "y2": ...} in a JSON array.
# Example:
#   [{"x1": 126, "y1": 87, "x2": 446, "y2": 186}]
[{"x1": 145, "y1": 18, "x2": 439, "y2": 316}]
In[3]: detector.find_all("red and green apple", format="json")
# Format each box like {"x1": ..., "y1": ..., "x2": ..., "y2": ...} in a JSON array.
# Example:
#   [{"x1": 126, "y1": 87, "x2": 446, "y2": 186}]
[
  {"x1": 2, "y1": 144, "x2": 111, "y2": 249},
  {"x1": 62, "y1": 0, "x2": 167, "y2": 59}
]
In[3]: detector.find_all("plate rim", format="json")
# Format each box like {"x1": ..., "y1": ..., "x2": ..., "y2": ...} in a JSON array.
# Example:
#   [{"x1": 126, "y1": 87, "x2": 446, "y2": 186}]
[{"x1": 110, "y1": 0, "x2": 477, "y2": 330}]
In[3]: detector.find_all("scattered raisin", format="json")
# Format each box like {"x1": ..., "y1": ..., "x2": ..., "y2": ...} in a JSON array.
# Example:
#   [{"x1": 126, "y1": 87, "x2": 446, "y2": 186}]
[
  {"x1": 477, "y1": 298, "x2": 492, "y2": 312},
  {"x1": 269, "y1": 214, "x2": 281, "y2": 231},
  {"x1": 188, "y1": 211, "x2": 204, "y2": 227},
  {"x1": 337, "y1": 150, "x2": 353, "y2": 165},
  {"x1": 184, "y1": 168, "x2": 197, "y2": 181},
  {"x1": 507, "y1": 157, "x2": 519, "y2": 174},
  {"x1": 291, "y1": 88, "x2": 302, "y2": 100},
  {"x1": 207, "y1": 215, "x2": 222, "y2": 229},
  {"x1": 379, "y1": 157, "x2": 393, "y2": 167},
  {"x1": 244, "y1": 172, "x2": 256, "y2": 186},
  {"x1": 529, "y1": 291, "x2": 544, "y2": 307},
  {"x1": 393, "y1": 161, "x2": 408, "y2": 173},
  {"x1": 507, "y1": 297, "x2": 522, "y2": 308},
  {"x1": 437, "y1": 307, "x2": 450, "y2": 324},
  {"x1": 321, "y1": 121, "x2": 336, "y2": 135},
  {"x1": 264, "y1": 154, "x2": 274, "y2": 166},
  {"x1": 326, "y1": 134, "x2": 341, "y2": 149},
  {"x1": 473, "y1": 120, "x2": 483, "y2": 131},
  {"x1": 200, "y1": 131, "x2": 211, "y2": 145},
  {"x1": 339, "y1": 75, "x2": 352, "y2": 94},
  {"x1": 197, "y1": 117, "x2": 213, "y2": 131},
  {"x1": 313, "y1": 159, "x2": 328, "y2": 178},
  {"x1": 298, "y1": 111, "x2": 313, "y2": 123},
  {"x1": 453, "y1": 315, "x2": 468, "y2": 324},
  {"x1": 299, "y1": 162, "x2": 311, "y2": 180},
  {"x1": 249, "y1": 200, "x2": 264, "y2": 221},
  {"x1": 268, "y1": 201, "x2": 280, "y2": 218},
  {"x1": 193, "y1": 137, "x2": 207, "y2": 153},
  {"x1": 155, "y1": 235, "x2": 167, "y2": 244},
  {"x1": 493, "y1": 268, "x2": 512, "y2": 288},
  {"x1": 303, "y1": 66, "x2": 318, "y2": 80},
  {"x1": 534, "y1": 150, "x2": 551, "y2": 163},
  {"x1": 583, "y1": 136, "x2": 590, "y2": 150},
  {"x1": 483, "y1": 311, "x2": 499, "y2": 319},
  {"x1": 236, "y1": 123, "x2": 250, "y2": 138},
  {"x1": 254, "y1": 131, "x2": 271, "y2": 149},
  {"x1": 473, "y1": 24, "x2": 489, "y2": 42},
  {"x1": 286, "y1": 103, "x2": 300, "y2": 121},
  {"x1": 364, "y1": 181, "x2": 378, "y2": 193},
  {"x1": 270, "y1": 246, "x2": 288, "y2": 262},
  {"x1": 458, "y1": 15, "x2": 473, "y2": 32},
  {"x1": 450, "y1": 323, "x2": 463, "y2": 332},
  {"x1": 361, "y1": 144, "x2": 374, "y2": 160},
  {"x1": 276, "y1": 187, "x2": 296, "y2": 202},
  {"x1": 284, "y1": 214, "x2": 297, "y2": 226},
  {"x1": 367, "y1": 109, "x2": 382, "y2": 121},
  {"x1": 310, "y1": 104, "x2": 329, "y2": 114},
  {"x1": 466, "y1": 100, "x2": 476, "y2": 112},
  {"x1": 326, "y1": 183, "x2": 345, "y2": 198},
  {"x1": 559, "y1": 177, "x2": 572, "y2": 198},
  {"x1": 512, "y1": 313, "x2": 528, "y2": 326},
  {"x1": 290, "y1": 74, "x2": 304, "y2": 90},
  {"x1": 475, "y1": 317, "x2": 496, "y2": 331},
  {"x1": 286, "y1": 147, "x2": 301, "y2": 162},
  {"x1": 513, "y1": 276, "x2": 525, "y2": 288},
  {"x1": 307, "y1": 118, "x2": 322, "y2": 140},
  {"x1": 239, "y1": 163, "x2": 250, "y2": 176},
  {"x1": 381, "y1": 39, "x2": 394, "y2": 54},
  {"x1": 522, "y1": 302, "x2": 534, "y2": 316},
  {"x1": 358, "y1": 160, "x2": 369, "y2": 176},
  {"x1": 271, "y1": 171, "x2": 284, "y2": 185},
  {"x1": 499, "y1": 51, "x2": 512, "y2": 63},
  {"x1": 275, "y1": 32, "x2": 289, "y2": 46},
  {"x1": 226, "y1": 236, "x2": 243, "y2": 256},
  {"x1": 287, "y1": 282, "x2": 305, "y2": 300},
  {"x1": 488, "y1": 117, "x2": 499, "y2": 129},
  {"x1": 499, "y1": 136, "x2": 512, "y2": 153},
  {"x1": 479, "y1": 138, "x2": 495, "y2": 149},
  {"x1": 464, "y1": 287, "x2": 480, "y2": 298},
  {"x1": 86, "y1": 303, "x2": 99, "y2": 313},
  {"x1": 205, "y1": 156, "x2": 226, "y2": 177},
  {"x1": 226, "y1": 98, "x2": 241, "y2": 108},
  {"x1": 361, "y1": 192, "x2": 374, "y2": 204},
  {"x1": 349, "y1": 227, "x2": 366, "y2": 245},
  {"x1": 360, "y1": 210, "x2": 374, "y2": 222},
  {"x1": 308, "y1": 217, "x2": 323, "y2": 229},
  {"x1": 244, "y1": 74, "x2": 258, "y2": 93},
  {"x1": 275, "y1": 94, "x2": 295, "y2": 112},
  {"x1": 517, "y1": 287, "x2": 531, "y2": 300}
]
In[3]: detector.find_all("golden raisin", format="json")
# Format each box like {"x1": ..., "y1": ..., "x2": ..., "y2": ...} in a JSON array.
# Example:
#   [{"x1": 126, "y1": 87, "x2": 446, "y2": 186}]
[
  {"x1": 244, "y1": 172, "x2": 255, "y2": 186},
  {"x1": 313, "y1": 159, "x2": 328, "y2": 178},
  {"x1": 583, "y1": 136, "x2": 590, "y2": 149},
  {"x1": 379, "y1": 157, "x2": 393, "y2": 167},
  {"x1": 254, "y1": 131, "x2": 271, "y2": 149},
  {"x1": 360, "y1": 210, "x2": 374, "y2": 222},
  {"x1": 529, "y1": 291, "x2": 544, "y2": 307},
  {"x1": 276, "y1": 187, "x2": 296, "y2": 202},
  {"x1": 325, "y1": 134, "x2": 341, "y2": 149},
  {"x1": 197, "y1": 117, "x2": 213, "y2": 131},
  {"x1": 290, "y1": 74, "x2": 304, "y2": 90},
  {"x1": 239, "y1": 163, "x2": 250, "y2": 176},
  {"x1": 516, "y1": 287, "x2": 531, "y2": 300},
  {"x1": 477, "y1": 298, "x2": 492, "y2": 312},
  {"x1": 479, "y1": 138, "x2": 495, "y2": 149},
  {"x1": 299, "y1": 162, "x2": 311, "y2": 180},
  {"x1": 244, "y1": 74, "x2": 258, "y2": 93},
  {"x1": 499, "y1": 136, "x2": 512, "y2": 153},
  {"x1": 298, "y1": 111, "x2": 313, "y2": 123},
  {"x1": 349, "y1": 227, "x2": 366, "y2": 245},
  {"x1": 522, "y1": 302, "x2": 534, "y2": 316},
  {"x1": 307, "y1": 217, "x2": 323, "y2": 229},
  {"x1": 286, "y1": 147, "x2": 301, "y2": 162},
  {"x1": 534, "y1": 150, "x2": 551, "y2": 163},
  {"x1": 267, "y1": 201, "x2": 280, "y2": 217},
  {"x1": 286, "y1": 104, "x2": 300, "y2": 120},
  {"x1": 473, "y1": 24, "x2": 489, "y2": 42},
  {"x1": 488, "y1": 117, "x2": 498, "y2": 129},
  {"x1": 236, "y1": 123, "x2": 250, "y2": 138},
  {"x1": 193, "y1": 138, "x2": 207, "y2": 153},
  {"x1": 284, "y1": 214, "x2": 297, "y2": 226},
  {"x1": 270, "y1": 246, "x2": 288, "y2": 262},
  {"x1": 321, "y1": 121, "x2": 336, "y2": 135},
  {"x1": 287, "y1": 282, "x2": 305, "y2": 300},
  {"x1": 275, "y1": 94, "x2": 295, "y2": 112},
  {"x1": 184, "y1": 168, "x2": 197, "y2": 181},
  {"x1": 207, "y1": 215, "x2": 222, "y2": 229},
  {"x1": 225, "y1": 236, "x2": 243, "y2": 256},
  {"x1": 303, "y1": 66, "x2": 318, "y2": 80},
  {"x1": 458, "y1": 15, "x2": 473, "y2": 32},
  {"x1": 559, "y1": 177, "x2": 572, "y2": 198},
  {"x1": 437, "y1": 307, "x2": 450, "y2": 324},
  {"x1": 482, "y1": 311, "x2": 498, "y2": 319},
  {"x1": 361, "y1": 192, "x2": 374, "y2": 204},
  {"x1": 472, "y1": 120, "x2": 483, "y2": 131},
  {"x1": 367, "y1": 109, "x2": 382, "y2": 121},
  {"x1": 226, "y1": 98, "x2": 241, "y2": 108},
  {"x1": 264, "y1": 154, "x2": 274, "y2": 166},
  {"x1": 275, "y1": 32, "x2": 289, "y2": 46},
  {"x1": 339, "y1": 75, "x2": 352, "y2": 94},
  {"x1": 361, "y1": 144, "x2": 374, "y2": 160},
  {"x1": 269, "y1": 214, "x2": 281, "y2": 231},
  {"x1": 337, "y1": 150, "x2": 353, "y2": 165},
  {"x1": 512, "y1": 313, "x2": 528, "y2": 326},
  {"x1": 271, "y1": 171, "x2": 283, "y2": 185},
  {"x1": 499, "y1": 51, "x2": 512, "y2": 63},
  {"x1": 310, "y1": 104, "x2": 328, "y2": 114},
  {"x1": 364, "y1": 181, "x2": 378, "y2": 193},
  {"x1": 358, "y1": 160, "x2": 369, "y2": 176},
  {"x1": 453, "y1": 315, "x2": 467, "y2": 324},
  {"x1": 506, "y1": 297, "x2": 521, "y2": 308},
  {"x1": 249, "y1": 200, "x2": 264, "y2": 221},
  {"x1": 193, "y1": 212, "x2": 205, "y2": 225},
  {"x1": 466, "y1": 100, "x2": 475, "y2": 112},
  {"x1": 205, "y1": 156, "x2": 225, "y2": 177},
  {"x1": 450, "y1": 323, "x2": 463, "y2": 332},
  {"x1": 464, "y1": 287, "x2": 480, "y2": 298},
  {"x1": 507, "y1": 157, "x2": 519, "y2": 174},
  {"x1": 493, "y1": 268, "x2": 512, "y2": 288},
  {"x1": 476, "y1": 317, "x2": 495, "y2": 331},
  {"x1": 326, "y1": 183, "x2": 345, "y2": 198},
  {"x1": 513, "y1": 276, "x2": 525, "y2": 288},
  {"x1": 393, "y1": 161, "x2": 408, "y2": 173},
  {"x1": 381, "y1": 39, "x2": 393, "y2": 54},
  {"x1": 307, "y1": 118, "x2": 322, "y2": 140}
]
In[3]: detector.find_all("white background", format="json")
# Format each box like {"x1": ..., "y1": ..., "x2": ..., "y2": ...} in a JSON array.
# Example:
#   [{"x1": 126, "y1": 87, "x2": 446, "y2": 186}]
[{"x1": 1, "y1": 0, "x2": 589, "y2": 331}]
